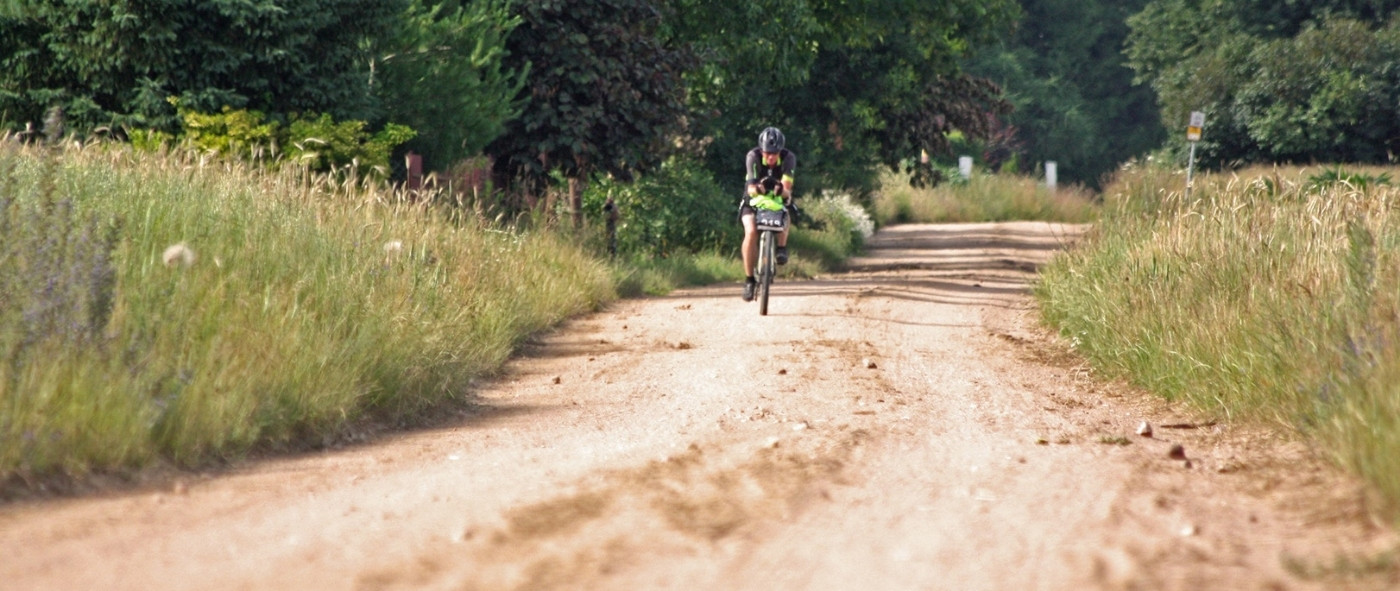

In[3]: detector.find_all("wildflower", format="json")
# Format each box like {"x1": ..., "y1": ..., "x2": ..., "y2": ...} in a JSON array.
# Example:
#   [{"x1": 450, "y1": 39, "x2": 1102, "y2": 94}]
[{"x1": 162, "y1": 243, "x2": 196, "y2": 267}]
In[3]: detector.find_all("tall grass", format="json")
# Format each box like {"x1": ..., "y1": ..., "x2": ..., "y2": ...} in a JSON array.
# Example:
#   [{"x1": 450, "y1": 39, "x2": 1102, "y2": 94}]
[
  {"x1": 0, "y1": 134, "x2": 882, "y2": 490},
  {"x1": 872, "y1": 171, "x2": 1098, "y2": 225},
  {"x1": 1037, "y1": 163, "x2": 1400, "y2": 516},
  {"x1": 1, "y1": 138, "x2": 613, "y2": 484}
]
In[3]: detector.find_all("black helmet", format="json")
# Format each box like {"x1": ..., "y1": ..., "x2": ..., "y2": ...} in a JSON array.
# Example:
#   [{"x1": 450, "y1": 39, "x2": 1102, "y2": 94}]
[{"x1": 758, "y1": 127, "x2": 785, "y2": 152}]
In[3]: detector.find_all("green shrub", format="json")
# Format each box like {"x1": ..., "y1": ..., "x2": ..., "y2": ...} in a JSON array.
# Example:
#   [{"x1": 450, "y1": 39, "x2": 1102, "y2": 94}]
[
  {"x1": 284, "y1": 113, "x2": 416, "y2": 176},
  {"x1": 178, "y1": 105, "x2": 280, "y2": 159},
  {"x1": 174, "y1": 103, "x2": 416, "y2": 177},
  {"x1": 582, "y1": 156, "x2": 739, "y2": 257}
]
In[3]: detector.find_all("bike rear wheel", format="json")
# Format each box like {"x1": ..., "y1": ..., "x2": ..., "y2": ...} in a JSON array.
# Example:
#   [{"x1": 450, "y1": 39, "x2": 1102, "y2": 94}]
[{"x1": 758, "y1": 230, "x2": 774, "y2": 315}]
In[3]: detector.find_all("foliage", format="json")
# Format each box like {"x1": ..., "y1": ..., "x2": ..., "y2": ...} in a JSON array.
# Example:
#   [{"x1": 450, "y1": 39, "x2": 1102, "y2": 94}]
[
  {"x1": 176, "y1": 106, "x2": 415, "y2": 177},
  {"x1": 284, "y1": 113, "x2": 417, "y2": 176},
  {"x1": 801, "y1": 191, "x2": 875, "y2": 247},
  {"x1": 582, "y1": 156, "x2": 738, "y2": 257},
  {"x1": 179, "y1": 105, "x2": 280, "y2": 159},
  {"x1": 1126, "y1": 1, "x2": 1400, "y2": 168},
  {"x1": 658, "y1": 0, "x2": 822, "y2": 169},
  {"x1": 661, "y1": 0, "x2": 820, "y2": 94},
  {"x1": 127, "y1": 128, "x2": 173, "y2": 152},
  {"x1": 0, "y1": 0, "x2": 404, "y2": 134},
  {"x1": 964, "y1": 0, "x2": 1164, "y2": 188},
  {"x1": 487, "y1": 0, "x2": 697, "y2": 197},
  {"x1": 372, "y1": 0, "x2": 526, "y2": 170},
  {"x1": 1235, "y1": 20, "x2": 1400, "y2": 164},
  {"x1": 663, "y1": 0, "x2": 1021, "y2": 198},
  {"x1": 1309, "y1": 166, "x2": 1394, "y2": 192}
]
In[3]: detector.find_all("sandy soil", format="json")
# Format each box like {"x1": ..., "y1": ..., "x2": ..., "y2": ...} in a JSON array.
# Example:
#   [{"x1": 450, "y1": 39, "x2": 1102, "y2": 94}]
[{"x1": 2, "y1": 221, "x2": 1397, "y2": 591}]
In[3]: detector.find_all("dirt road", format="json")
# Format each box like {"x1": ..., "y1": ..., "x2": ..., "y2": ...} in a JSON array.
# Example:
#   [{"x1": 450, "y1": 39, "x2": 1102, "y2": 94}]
[{"x1": 2, "y1": 222, "x2": 1396, "y2": 591}]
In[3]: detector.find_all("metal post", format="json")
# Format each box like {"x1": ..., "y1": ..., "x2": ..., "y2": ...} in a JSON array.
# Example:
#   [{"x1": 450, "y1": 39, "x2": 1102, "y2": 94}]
[
  {"x1": 1186, "y1": 141, "x2": 1197, "y2": 200},
  {"x1": 1185, "y1": 111, "x2": 1204, "y2": 200}
]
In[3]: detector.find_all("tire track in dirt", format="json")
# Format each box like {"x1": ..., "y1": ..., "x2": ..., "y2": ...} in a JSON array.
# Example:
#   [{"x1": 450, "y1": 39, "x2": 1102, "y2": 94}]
[{"x1": 355, "y1": 428, "x2": 870, "y2": 591}]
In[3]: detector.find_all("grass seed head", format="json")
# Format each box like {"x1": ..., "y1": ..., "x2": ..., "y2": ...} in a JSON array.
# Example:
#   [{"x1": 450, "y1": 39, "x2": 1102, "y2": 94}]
[{"x1": 162, "y1": 243, "x2": 196, "y2": 268}]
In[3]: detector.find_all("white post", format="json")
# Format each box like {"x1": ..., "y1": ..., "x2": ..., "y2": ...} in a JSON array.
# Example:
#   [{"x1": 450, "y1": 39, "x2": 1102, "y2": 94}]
[
  {"x1": 1186, "y1": 142, "x2": 1197, "y2": 200},
  {"x1": 1185, "y1": 111, "x2": 1204, "y2": 199},
  {"x1": 1045, "y1": 161, "x2": 1057, "y2": 189},
  {"x1": 958, "y1": 156, "x2": 973, "y2": 179}
]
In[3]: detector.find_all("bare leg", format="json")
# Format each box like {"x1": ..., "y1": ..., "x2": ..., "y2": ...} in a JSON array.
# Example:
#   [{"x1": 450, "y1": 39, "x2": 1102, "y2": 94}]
[{"x1": 741, "y1": 214, "x2": 757, "y2": 277}]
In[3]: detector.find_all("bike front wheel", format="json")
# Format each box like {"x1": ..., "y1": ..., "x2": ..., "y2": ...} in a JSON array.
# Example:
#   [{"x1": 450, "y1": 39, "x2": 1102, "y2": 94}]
[{"x1": 758, "y1": 230, "x2": 774, "y2": 316}]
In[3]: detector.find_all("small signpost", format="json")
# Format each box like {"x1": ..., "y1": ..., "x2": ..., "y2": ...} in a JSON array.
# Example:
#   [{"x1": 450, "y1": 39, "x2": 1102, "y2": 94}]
[
  {"x1": 1186, "y1": 111, "x2": 1204, "y2": 198},
  {"x1": 1045, "y1": 161, "x2": 1058, "y2": 189},
  {"x1": 958, "y1": 156, "x2": 973, "y2": 179}
]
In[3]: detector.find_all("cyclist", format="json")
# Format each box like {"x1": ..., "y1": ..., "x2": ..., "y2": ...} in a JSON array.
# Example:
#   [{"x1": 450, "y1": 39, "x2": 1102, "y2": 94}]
[{"x1": 740, "y1": 126, "x2": 796, "y2": 301}]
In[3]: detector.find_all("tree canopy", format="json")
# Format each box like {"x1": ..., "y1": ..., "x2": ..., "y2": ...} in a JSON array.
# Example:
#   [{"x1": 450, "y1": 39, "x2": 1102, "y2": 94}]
[
  {"x1": 663, "y1": 0, "x2": 1021, "y2": 196},
  {"x1": 485, "y1": 0, "x2": 696, "y2": 197},
  {"x1": 2, "y1": 0, "x2": 1035, "y2": 203},
  {"x1": 0, "y1": 0, "x2": 403, "y2": 133},
  {"x1": 965, "y1": 0, "x2": 1163, "y2": 187},
  {"x1": 373, "y1": 0, "x2": 525, "y2": 170},
  {"x1": 1126, "y1": 0, "x2": 1400, "y2": 168}
]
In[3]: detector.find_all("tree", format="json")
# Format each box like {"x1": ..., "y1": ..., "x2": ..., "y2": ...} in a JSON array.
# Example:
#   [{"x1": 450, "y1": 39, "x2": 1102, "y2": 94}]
[
  {"x1": 787, "y1": 0, "x2": 1021, "y2": 192},
  {"x1": 0, "y1": 0, "x2": 403, "y2": 135},
  {"x1": 964, "y1": 0, "x2": 1164, "y2": 187},
  {"x1": 372, "y1": 0, "x2": 526, "y2": 171},
  {"x1": 486, "y1": 0, "x2": 697, "y2": 227},
  {"x1": 665, "y1": 0, "x2": 1021, "y2": 197},
  {"x1": 1126, "y1": 0, "x2": 1400, "y2": 168}
]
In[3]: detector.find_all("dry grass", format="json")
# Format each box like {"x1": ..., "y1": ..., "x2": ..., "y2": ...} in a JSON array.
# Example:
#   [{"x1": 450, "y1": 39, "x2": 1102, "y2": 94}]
[
  {"x1": 0, "y1": 137, "x2": 614, "y2": 486},
  {"x1": 872, "y1": 171, "x2": 1098, "y2": 225},
  {"x1": 1037, "y1": 163, "x2": 1400, "y2": 519}
]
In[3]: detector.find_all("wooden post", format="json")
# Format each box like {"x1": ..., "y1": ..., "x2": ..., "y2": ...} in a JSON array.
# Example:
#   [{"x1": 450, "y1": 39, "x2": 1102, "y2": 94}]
[
  {"x1": 569, "y1": 177, "x2": 585, "y2": 229},
  {"x1": 604, "y1": 196, "x2": 618, "y2": 258},
  {"x1": 405, "y1": 152, "x2": 423, "y2": 192}
]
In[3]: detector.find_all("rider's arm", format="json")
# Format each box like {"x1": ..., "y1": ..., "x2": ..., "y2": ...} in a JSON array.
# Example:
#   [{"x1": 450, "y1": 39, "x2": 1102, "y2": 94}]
[
  {"x1": 780, "y1": 151, "x2": 796, "y2": 202},
  {"x1": 745, "y1": 149, "x2": 762, "y2": 196}
]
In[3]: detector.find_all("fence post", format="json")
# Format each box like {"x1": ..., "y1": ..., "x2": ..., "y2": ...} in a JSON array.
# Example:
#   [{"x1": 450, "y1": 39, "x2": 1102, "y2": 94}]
[
  {"x1": 604, "y1": 197, "x2": 618, "y2": 258},
  {"x1": 405, "y1": 152, "x2": 423, "y2": 192}
]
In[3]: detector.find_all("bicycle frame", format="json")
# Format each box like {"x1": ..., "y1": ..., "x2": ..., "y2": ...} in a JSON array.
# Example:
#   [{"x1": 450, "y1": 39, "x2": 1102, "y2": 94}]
[{"x1": 752, "y1": 207, "x2": 786, "y2": 316}]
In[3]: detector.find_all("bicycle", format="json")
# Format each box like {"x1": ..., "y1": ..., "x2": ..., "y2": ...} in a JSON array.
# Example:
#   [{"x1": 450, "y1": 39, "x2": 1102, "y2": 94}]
[{"x1": 749, "y1": 191, "x2": 788, "y2": 316}]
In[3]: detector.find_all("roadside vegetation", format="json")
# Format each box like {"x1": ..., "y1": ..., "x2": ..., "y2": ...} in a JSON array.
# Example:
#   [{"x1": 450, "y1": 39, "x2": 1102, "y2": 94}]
[
  {"x1": 0, "y1": 138, "x2": 618, "y2": 487},
  {"x1": 0, "y1": 135, "x2": 878, "y2": 491},
  {"x1": 1036, "y1": 163, "x2": 1400, "y2": 515},
  {"x1": 871, "y1": 171, "x2": 1098, "y2": 225}
]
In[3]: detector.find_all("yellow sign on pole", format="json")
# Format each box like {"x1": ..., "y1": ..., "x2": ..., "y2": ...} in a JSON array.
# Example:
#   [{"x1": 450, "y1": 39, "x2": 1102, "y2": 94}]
[{"x1": 1186, "y1": 111, "x2": 1205, "y2": 142}]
